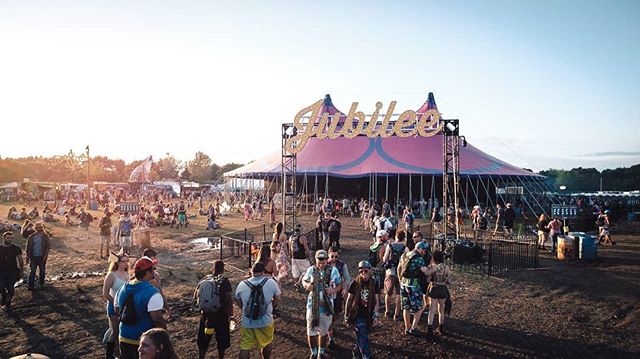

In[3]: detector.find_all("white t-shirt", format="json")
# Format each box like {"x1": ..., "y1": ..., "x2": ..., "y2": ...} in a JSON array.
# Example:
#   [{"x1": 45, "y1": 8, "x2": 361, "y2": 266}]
[
  {"x1": 235, "y1": 276, "x2": 281, "y2": 329},
  {"x1": 148, "y1": 293, "x2": 163, "y2": 311}
]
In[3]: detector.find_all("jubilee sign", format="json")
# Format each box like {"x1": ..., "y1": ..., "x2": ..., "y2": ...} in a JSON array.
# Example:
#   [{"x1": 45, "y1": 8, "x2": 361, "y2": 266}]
[{"x1": 285, "y1": 99, "x2": 443, "y2": 154}]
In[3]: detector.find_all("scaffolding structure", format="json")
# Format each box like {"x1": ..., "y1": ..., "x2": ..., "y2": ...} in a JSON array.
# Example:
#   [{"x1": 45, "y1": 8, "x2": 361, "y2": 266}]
[
  {"x1": 281, "y1": 123, "x2": 297, "y2": 234},
  {"x1": 442, "y1": 119, "x2": 461, "y2": 239}
]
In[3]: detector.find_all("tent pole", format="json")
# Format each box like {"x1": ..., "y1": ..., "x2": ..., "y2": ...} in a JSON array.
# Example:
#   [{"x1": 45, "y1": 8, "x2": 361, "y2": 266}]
[
  {"x1": 396, "y1": 173, "x2": 400, "y2": 214},
  {"x1": 464, "y1": 177, "x2": 469, "y2": 210},
  {"x1": 420, "y1": 175, "x2": 424, "y2": 218},
  {"x1": 488, "y1": 176, "x2": 507, "y2": 207},
  {"x1": 467, "y1": 174, "x2": 480, "y2": 206},
  {"x1": 385, "y1": 175, "x2": 389, "y2": 204},
  {"x1": 479, "y1": 176, "x2": 495, "y2": 210},
  {"x1": 325, "y1": 173, "x2": 329, "y2": 198},
  {"x1": 409, "y1": 174, "x2": 412, "y2": 214},
  {"x1": 510, "y1": 175, "x2": 537, "y2": 218},
  {"x1": 430, "y1": 174, "x2": 435, "y2": 212},
  {"x1": 515, "y1": 175, "x2": 547, "y2": 216},
  {"x1": 460, "y1": 177, "x2": 469, "y2": 211}
]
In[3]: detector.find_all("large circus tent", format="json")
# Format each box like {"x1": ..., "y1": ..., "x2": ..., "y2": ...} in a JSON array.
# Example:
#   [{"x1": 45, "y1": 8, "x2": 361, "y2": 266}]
[{"x1": 224, "y1": 93, "x2": 551, "y2": 215}]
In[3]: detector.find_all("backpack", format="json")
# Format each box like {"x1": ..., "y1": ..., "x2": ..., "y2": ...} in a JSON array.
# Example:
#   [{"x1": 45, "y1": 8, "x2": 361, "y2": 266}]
[
  {"x1": 383, "y1": 243, "x2": 406, "y2": 269},
  {"x1": 120, "y1": 220, "x2": 132, "y2": 236},
  {"x1": 328, "y1": 220, "x2": 339, "y2": 233},
  {"x1": 243, "y1": 277, "x2": 270, "y2": 321},
  {"x1": 368, "y1": 246, "x2": 382, "y2": 268},
  {"x1": 398, "y1": 252, "x2": 420, "y2": 279},
  {"x1": 119, "y1": 293, "x2": 138, "y2": 325},
  {"x1": 433, "y1": 212, "x2": 442, "y2": 222},
  {"x1": 595, "y1": 216, "x2": 605, "y2": 227},
  {"x1": 197, "y1": 276, "x2": 224, "y2": 313}
]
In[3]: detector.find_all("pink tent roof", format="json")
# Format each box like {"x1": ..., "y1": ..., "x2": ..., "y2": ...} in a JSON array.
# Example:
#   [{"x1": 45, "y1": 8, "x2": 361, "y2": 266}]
[{"x1": 225, "y1": 93, "x2": 542, "y2": 179}]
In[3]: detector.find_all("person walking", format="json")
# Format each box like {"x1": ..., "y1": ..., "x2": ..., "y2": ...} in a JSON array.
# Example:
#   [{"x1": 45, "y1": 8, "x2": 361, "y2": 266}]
[
  {"x1": 326, "y1": 246, "x2": 349, "y2": 349},
  {"x1": 234, "y1": 262, "x2": 281, "y2": 359},
  {"x1": 369, "y1": 230, "x2": 389, "y2": 306},
  {"x1": 327, "y1": 212, "x2": 342, "y2": 250},
  {"x1": 536, "y1": 214, "x2": 550, "y2": 250},
  {"x1": 504, "y1": 203, "x2": 515, "y2": 237},
  {"x1": 426, "y1": 251, "x2": 452, "y2": 336},
  {"x1": 26, "y1": 222, "x2": 51, "y2": 290},
  {"x1": 118, "y1": 213, "x2": 134, "y2": 255},
  {"x1": 382, "y1": 230, "x2": 409, "y2": 321},
  {"x1": 99, "y1": 212, "x2": 113, "y2": 259},
  {"x1": 195, "y1": 260, "x2": 233, "y2": 359},
  {"x1": 290, "y1": 224, "x2": 311, "y2": 292},
  {"x1": 398, "y1": 241, "x2": 431, "y2": 335},
  {"x1": 0, "y1": 231, "x2": 24, "y2": 311},
  {"x1": 102, "y1": 252, "x2": 130, "y2": 359},
  {"x1": 76, "y1": 207, "x2": 94, "y2": 240},
  {"x1": 115, "y1": 256, "x2": 166, "y2": 359},
  {"x1": 302, "y1": 250, "x2": 342, "y2": 359},
  {"x1": 546, "y1": 217, "x2": 562, "y2": 257},
  {"x1": 493, "y1": 204, "x2": 505, "y2": 236},
  {"x1": 344, "y1": 260, "x2": 380, "y2": 359}
]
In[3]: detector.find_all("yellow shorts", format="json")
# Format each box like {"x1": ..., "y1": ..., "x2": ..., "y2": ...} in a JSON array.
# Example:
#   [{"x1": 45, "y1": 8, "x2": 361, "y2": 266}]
[{"x1": 240, "y1": 324, "x2": 274, "y2": 350}]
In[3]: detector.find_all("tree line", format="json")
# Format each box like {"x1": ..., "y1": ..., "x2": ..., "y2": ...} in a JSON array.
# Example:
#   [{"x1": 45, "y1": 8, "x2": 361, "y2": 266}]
[
  {"x1": 540, "y1": 164, "x2": 640, "y2": 192},
  {"x1": 0, "y1": 151, "x2": 243, "y2": 184}
]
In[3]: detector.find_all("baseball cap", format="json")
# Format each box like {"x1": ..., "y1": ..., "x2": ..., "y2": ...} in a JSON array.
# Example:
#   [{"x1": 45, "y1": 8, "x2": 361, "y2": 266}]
[
  {"x1": 252, "y1": 262, "x2": 266, "y2": 273},
  {"x1": 294, "y1": 223, "x2": 303, "y2": 232},
  {"x1": 134, "y1": 256, "x2": 158, "y2": 271},
  {"x1": 416, "y1": 241, "x2": 429, "y2": 250},
  {"x1": 357, "y1": 260, "x2": 372, "y2": 269},
  {"x1": 315, "y1": 250, "x2": 329, "y2": 260},
  {"x1": 376, "y1": 229, "x2": 388, "y2": 238}
]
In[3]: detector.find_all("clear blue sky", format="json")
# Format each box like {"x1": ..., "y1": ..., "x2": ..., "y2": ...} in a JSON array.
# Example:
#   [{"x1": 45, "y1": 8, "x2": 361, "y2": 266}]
[{"x1": 1, "y1": 0, "x2": 638, "y2": 171}]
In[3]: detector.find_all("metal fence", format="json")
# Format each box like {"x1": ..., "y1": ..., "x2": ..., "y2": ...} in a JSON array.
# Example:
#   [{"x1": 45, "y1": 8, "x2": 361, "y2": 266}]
[
  {"x1": 435, "y1": 234, "x2": 539, "y2": 277},
  {"x1": 216, "y1": 225, "x2": 317, "y2": 270}
]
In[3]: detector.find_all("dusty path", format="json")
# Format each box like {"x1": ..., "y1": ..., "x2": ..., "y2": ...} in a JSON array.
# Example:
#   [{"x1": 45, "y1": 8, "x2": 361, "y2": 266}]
[{"x1": 1, "y1": 203, "x2": 639, "y2": 358}]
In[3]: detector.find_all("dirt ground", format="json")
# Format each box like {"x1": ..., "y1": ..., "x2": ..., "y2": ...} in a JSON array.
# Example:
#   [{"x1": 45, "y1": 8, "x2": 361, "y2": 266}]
[{"x1": 1, "y1": 202, "x2": 639, "y2": 359}]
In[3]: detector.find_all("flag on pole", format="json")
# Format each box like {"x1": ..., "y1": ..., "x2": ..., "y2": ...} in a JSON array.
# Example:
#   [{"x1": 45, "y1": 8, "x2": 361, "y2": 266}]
[{"x1": 129, "y1": 156, "x2": 153, "y2": 183}]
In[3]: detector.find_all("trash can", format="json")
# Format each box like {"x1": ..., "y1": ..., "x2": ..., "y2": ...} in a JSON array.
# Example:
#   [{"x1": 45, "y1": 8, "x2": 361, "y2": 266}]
[{"x1": 557, "y1": 236, "x2": 577, "y2": 260}]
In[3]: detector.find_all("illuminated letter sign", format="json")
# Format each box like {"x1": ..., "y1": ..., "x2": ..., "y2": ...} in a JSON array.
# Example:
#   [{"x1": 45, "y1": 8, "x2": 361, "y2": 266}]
[{"x1": 285, "y1": 100, "x2": 443, "y2": 154}]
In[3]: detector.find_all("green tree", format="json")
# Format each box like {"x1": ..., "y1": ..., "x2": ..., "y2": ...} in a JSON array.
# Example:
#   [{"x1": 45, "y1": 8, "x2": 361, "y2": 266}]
[{"x1": 186, "y1": 151, "x2": 213, "y2": 183}]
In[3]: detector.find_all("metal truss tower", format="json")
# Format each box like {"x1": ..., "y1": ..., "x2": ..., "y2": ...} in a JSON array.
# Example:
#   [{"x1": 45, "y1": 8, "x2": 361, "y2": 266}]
[
  {"x1": 281, "y1": 123, "x2": 297, "y2": 234},
  {"x1": 442, "y1": 119, "x2": 461, "y2": 239}
]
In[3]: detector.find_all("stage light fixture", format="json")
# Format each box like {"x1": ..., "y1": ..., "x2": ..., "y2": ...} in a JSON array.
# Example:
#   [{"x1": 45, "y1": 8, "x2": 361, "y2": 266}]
[{"x1": 443, "y1": 119, "x2": 459, "y2": 135}]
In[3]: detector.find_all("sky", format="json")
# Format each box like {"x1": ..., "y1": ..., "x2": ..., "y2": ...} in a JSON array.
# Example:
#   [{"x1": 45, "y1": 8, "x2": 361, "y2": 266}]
[{"x1": 1, "y1": 0, "x2": 639, "y2": 172}]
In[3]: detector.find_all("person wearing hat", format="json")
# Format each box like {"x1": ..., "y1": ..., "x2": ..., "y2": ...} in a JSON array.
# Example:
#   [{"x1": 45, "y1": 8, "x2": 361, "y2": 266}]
[
  {"x1": 25, "y1": 222, "x2": 51, "y2": 290},
  {"x1": 398, "y1": 241, "x2": 431, "y2": 336},
  {"x1": 289, "y1": 223, "x2": 311, "y2": 292},
  {"x1": 115, "y1": 256, "x2": 165, "y2": 359},
  {"x1": 369, "y1": 230, "x2": 389, "y2": 303},
  {"x1": 234, "y1": 262, "x2": 281, "y2": 359},
  {"x1": 301, "y1": 249, "x2": 342, "y2": 359},
  {"x1": 0, "y1": 231, "x2": 24, "y2": 311},
  {"x1": 344, "y1": 260, "x2": 380, "y2": 359}
]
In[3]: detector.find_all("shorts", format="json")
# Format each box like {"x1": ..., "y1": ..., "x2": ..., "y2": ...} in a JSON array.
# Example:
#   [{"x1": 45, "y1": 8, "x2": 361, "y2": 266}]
[
  {"x1": 333, "y1": 294, "x2": 344, "y2": 314},
  {"x1": 107, "y1": 301, "x2": 116, "y2": 316},
  {"x1": 504, "y1": 221, "x2": 514, "y2": 230},
  {"x1": 197, "y1": 314, "x2": 231, "y2": 351},
  {"x1": 400, "y1": 285, "x2": 424, "y2": 314},
  {"x1": 384, "y1": 276, "x2": 400, "y2": 295},
  {"x1": 428, "y1": 284, "x2": 448, "y2": 299},
  {"x1": 240, "y1": 324, "x2": 274, "y2": 350},
  {"x1": 305, "y1": 310, "x2": 332, "y2": 336},
  {"x1": 100, "y1": 234, "x2": 110, "y2": 245},
  {"x1": 120, "y1": 235, "x2": 132, "y2": 247},
  {"x1": 178, "y1": 213, "x2": 186, "y2": 222},
  {"x1": 291, "y1": 258, "x2": 310, "y2": 278}
]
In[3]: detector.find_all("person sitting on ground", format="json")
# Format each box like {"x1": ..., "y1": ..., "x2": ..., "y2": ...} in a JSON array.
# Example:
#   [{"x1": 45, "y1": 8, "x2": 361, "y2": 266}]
[
  {"x1": 28, "y1": 207, "x2": 40, "y2": 220},
  {"x1": 42, "y1": 208, "x2": 57, "y2": 223},
  {"x1": 18, "y1": 208, "x2": 28, "y2": 221},
  {"x1": 137, "y1": 328, "x2": 178, "y2": 359},
  {"x1": 194, "y1": 260, "x2": 233, "y2": 359},
  {"x1": 21, "y1": 220, "x2": 35, "y2": 238}
]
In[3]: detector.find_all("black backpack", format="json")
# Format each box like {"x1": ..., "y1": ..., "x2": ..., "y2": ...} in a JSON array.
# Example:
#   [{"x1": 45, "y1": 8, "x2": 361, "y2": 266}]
[
  {"x1": 433, "y1": 212, "x2": 442, "y2": 222},
  {"x1": 368, "y1": 246, "x2": 381, "y2": 268},
  {"x1": 119, "y1": 293, "x2": 137, "y2": 325},
  {"x1": 244, "y1": 278, "x2": 270, "y2": 321},
  {"x1": 383, "y1": 243, "x2": 406, "y2": 269},
  {"x1": 595, "y1": 216, "x2": 605, "y2": 226}
]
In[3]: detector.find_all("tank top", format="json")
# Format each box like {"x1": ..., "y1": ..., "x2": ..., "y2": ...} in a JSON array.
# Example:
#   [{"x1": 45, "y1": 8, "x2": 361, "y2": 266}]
[
  {"x1": 291, "y1": 234, "x2": 306, "y2": 259},
  {"x1": 109, "y1": 273, "x2": 128, "y2": 299}
]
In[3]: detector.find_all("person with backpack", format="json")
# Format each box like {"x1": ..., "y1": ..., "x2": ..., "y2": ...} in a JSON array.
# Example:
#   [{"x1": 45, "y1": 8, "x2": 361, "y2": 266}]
[
  {"x1": 194, "y1": 260, "x2": 233, "y2": 359},
  {"x1": 234, "y1": 262, "x2": 281, "y2": 359},
  {"x1": 403, "y1": 207, "x2": 415, "y2": 235},
  {"x1": 397, "y1": 241, "x2": 431, "y2": 336},
  {"x1": 369, "y1": 230, "x2": 389, "y2": 307},
  {"x1": 327, "y1": 212, "x2": 342, "y2": 250},
  {"x1": 290, "y1": 224, "x2": 311, "y2": 292},
  {"x1": 302, "y1": 250, "x2": 342, "y2": 359},
  {"x1": 382, "y1": 230, "x2": 409, "y2": 321},
  {"x1": 115, "y1": 256, "x2": 166, "y2": 359},
  {"x1": 326, "y1": 246, "x2": 350, "y2": 349},
  {"x1": 99, "y1": 212, "x2": 113, "y2": 259},
  {"x1": 343, "y1": 260, "x2": 380, "y2": 359},
  {"x1": 118, "y1": 213, "x2": 133, "y2": 255}
]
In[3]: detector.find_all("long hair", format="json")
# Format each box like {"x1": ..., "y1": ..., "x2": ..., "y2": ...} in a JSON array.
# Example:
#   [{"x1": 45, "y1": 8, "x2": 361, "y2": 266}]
[
  {"x1": 141, "y1": 328, "x2": 178, "y2": 359},
  {"x1": 255, "y1": 244, "x2": 271, "y2": 265},
  {"x1": 274, "y1": 222, "x2": 283, "y2": 239}
]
